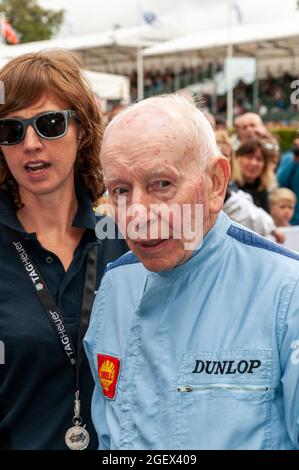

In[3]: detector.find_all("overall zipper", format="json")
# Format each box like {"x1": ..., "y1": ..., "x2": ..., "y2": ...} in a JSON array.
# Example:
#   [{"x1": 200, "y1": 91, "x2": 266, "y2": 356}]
[{"x1": 178, "y1": 384, "x2": 269, "y2": 393}]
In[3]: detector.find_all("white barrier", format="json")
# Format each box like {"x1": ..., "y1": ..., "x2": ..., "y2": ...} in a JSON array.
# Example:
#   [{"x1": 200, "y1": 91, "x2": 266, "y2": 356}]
[{"x1": 280, "y1": 226, "x2": 299, "y2": 253}]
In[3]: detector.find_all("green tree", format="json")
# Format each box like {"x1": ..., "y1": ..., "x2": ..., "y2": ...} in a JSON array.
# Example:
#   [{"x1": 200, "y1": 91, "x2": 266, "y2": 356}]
[{"x1": 0, "y1": 0, "x2": 64, "y2": 43}]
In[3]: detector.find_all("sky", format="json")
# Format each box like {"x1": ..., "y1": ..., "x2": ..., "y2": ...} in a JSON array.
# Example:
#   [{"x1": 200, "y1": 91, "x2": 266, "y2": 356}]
[{"x1": 39, "y1": 0, "x2": 299, "y2": 37}]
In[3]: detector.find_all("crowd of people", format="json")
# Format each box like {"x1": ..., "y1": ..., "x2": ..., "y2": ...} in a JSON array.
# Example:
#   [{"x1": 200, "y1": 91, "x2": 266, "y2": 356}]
[
  {"x1": 129, "y1": 65, "x2": 299, "y2": 119},
  {"x1": 211, "y1": 111, "x2": 298, "y2": 243}
]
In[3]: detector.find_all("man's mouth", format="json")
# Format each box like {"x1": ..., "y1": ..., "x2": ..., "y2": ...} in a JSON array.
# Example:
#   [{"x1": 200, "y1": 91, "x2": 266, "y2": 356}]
[
  {"x1": 134, "y1": 239, "x2": 170, "y2": 250},
  {"x1": 24, "y1": 162, "x2": 51, "y2": 173}
]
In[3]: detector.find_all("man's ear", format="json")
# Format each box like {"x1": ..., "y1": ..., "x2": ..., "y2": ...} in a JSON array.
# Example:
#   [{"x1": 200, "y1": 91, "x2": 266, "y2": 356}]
[{"x1": 207, "y1": 156, "x2": 230, "y2": 214}]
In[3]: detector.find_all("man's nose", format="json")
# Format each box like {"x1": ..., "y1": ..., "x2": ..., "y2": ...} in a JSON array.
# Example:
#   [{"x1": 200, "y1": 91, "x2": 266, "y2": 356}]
[
  {"x1": 22, "y1": 125, "x2": 43, "y2": 151},
  {"x1": 129, "y1": 189, "x2": 152, "y2": 225},
  {"x1": 131, "y1": 188, "x2": 151, "y2": 207}
]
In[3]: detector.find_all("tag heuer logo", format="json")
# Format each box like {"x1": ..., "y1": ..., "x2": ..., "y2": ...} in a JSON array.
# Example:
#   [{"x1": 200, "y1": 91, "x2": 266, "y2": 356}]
[{"x1": 35, "y1": 283, "x2": 44, "y2": 291}]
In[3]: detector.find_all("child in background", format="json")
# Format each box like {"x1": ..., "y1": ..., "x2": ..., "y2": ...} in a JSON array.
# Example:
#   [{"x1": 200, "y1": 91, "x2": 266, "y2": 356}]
[{"x1": 269, "y1": 188, "x2": 297, "y2": 227}]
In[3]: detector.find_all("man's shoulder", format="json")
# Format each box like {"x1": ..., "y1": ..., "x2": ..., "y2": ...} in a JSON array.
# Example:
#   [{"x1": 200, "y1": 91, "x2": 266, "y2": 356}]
[
  {"x1": 226, "y1": 221, "x2": 299, "y2": 268},
  {"x1": 105, "y1": 251, "x2": 145, "y2": 274},
  {"x1": 100, "y1": 251, "x2": 147, "y2": 306}
]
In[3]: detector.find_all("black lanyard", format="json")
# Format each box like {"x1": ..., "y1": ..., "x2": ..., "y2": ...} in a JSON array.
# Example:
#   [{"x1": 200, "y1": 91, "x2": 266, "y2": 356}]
[{"x1": 5, "y1": 226, "x2": 97, "y2": 410}]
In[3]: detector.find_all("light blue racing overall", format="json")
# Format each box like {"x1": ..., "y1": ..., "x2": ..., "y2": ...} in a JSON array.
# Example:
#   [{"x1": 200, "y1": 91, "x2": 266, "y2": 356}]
[{"x1": 85, "y1": 211, "x2": 299, "y2": 450}]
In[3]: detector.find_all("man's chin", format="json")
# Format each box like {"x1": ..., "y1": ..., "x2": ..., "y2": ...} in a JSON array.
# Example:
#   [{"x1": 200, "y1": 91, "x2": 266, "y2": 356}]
[
  {"x1": 138, "y1": 258, "x2": 176, "y2": 273},
  {"x1": 130, "y1": 250, "x2": 187, "y2": 273}
]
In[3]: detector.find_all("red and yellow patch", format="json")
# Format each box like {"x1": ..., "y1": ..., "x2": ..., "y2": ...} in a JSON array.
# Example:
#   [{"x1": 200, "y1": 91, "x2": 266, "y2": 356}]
[{"x1": 97, "y1": 354, "x2": 120, "y2": 399}]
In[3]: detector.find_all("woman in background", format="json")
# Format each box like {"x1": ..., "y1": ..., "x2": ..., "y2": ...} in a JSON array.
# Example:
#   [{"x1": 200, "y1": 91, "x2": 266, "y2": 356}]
[
  {"x1": 216, "y1": 131, "x2": 283, "y2": 243},
  {"x1": 233, "y1": 139, "x2": 276, "y2": 212}
]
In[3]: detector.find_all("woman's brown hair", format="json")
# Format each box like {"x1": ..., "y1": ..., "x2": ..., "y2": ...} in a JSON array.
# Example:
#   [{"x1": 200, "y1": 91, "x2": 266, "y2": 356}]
[
  {"x1": 0, "y1": 49, "x2": 105, "y2": 208},
  {"x1": 235, "y1": 138, "x2": 276, "y2": 191}
]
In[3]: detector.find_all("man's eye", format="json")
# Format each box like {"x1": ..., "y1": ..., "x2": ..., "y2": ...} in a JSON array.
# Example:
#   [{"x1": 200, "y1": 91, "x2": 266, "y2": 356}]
[
  {"x1": 155, "y1": 180, "x2": 171, "y2": 189},
  {"x1": 112, "y1": 188, "x2": 129, "y2": 195}
]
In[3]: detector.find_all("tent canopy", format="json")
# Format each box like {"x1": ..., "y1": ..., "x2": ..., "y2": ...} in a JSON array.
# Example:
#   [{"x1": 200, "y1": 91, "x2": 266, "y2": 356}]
[
  {"x1": 144, "y1": 18, "x2": 299, "y2": 58},
  {"x1": 84, "y1": 70, "x2": 130, "y2": 101},
  {"x1": 1, "y1": 24, "x2": 175, "y2": 74},
  {"x1": 143, "y1": 18, "x2": 299, "y2": 78}
]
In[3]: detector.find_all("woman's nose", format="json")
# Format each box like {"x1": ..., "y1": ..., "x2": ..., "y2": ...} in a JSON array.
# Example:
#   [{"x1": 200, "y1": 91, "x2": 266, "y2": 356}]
[{"x1": 22, "y1": 125, "x2": 43, "y2": 151}]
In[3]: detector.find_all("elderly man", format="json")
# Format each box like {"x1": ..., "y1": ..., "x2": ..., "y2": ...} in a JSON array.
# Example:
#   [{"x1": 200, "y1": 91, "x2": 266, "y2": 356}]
[
  {"x1": 85, "y1": 95, "x2": 299, "y2": 450},
  {"x1": 236, "y1": 112, "x2": 268, "y2": 144}
]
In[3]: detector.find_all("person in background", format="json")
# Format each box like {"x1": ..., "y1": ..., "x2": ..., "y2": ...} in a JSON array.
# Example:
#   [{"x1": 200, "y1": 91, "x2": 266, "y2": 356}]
[
  {"x1": 215, "y1": 115, "x2": 228, "y2": 132},
  {"x1": 216, "y1": 131, "x2": 283, "y2": 242},
  {"x1": 259, "y1": 134, "x2": 281, "y2": 173},
  {"x1": 231, "y1": 115, "x2": 242, "y2": 150},
  {"x1": 269, "y1": 188, "x2": 297, "y2": 227},
  {"x1": 234, "y1": 139, "x2": 276, "y2": 213},
  {"x1": 236, "y1": 112, "x2": 268, "y2": 144},
  {"x1": 277, "y1": 134, "x2": 299, "y2": 225},
  {"x1": 215, "y1": 130, "x2": 234, "y2": 161},
  {"x1": 201, "y1": 109, "x2": 216, "y2": 130},
  {"x1": 215, "y1": 130, "x2": 241, "y2": 183},
  {"x1": 0, "y1": 50, "x2": 127, "y2": 450}
]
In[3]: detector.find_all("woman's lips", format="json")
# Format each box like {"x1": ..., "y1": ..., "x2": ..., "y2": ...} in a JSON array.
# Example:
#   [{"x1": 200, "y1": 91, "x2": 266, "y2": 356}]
[{"x1": 24, "y1": 162, "x2": 51, "y2": 180}]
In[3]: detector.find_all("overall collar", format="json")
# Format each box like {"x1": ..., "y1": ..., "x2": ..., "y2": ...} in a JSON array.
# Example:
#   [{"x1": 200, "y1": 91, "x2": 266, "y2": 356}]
[{"x1": 152, "y1": 211, "x2": 232, "y2": 278}]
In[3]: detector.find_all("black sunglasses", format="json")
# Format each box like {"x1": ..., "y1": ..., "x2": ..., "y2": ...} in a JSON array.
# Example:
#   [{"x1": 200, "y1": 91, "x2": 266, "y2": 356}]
[{"x1": 0, "y1": 109, "x2": 78, "y2": 145}]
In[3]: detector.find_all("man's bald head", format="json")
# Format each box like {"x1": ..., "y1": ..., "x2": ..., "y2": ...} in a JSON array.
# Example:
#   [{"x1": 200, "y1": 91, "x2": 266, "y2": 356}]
[
  {"x1": 236, "y1": 112, "x2": 267, "y2": 143},
  {"x1": 102, "y1": 94, "x2": 218, "y2": 173},
  {"x1": 238, "y1": 113, "x2": 263, "y2": 126}
]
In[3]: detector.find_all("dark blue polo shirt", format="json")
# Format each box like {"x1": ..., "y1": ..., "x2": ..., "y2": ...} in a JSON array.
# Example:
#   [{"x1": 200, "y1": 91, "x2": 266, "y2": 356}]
[{"x1": 0, "y1": 188, "x2": 127, "y2": 449}]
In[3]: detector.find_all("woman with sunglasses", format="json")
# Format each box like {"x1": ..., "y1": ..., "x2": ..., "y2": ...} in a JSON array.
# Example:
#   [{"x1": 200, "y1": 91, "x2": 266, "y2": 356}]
[{"x1": 0, "y1": 50, "x2": 127, "y2": 450}]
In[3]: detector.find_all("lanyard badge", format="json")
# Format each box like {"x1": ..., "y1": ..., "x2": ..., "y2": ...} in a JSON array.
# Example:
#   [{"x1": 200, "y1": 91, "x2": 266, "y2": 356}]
[{"x1": 65, "y1": 390, "x2": 90, "y2": 450}]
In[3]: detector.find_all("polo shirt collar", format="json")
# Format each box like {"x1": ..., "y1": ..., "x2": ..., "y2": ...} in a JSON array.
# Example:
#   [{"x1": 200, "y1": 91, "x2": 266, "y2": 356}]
[
  {"x1": 72, "y1": 186, "x2": 97, "y2": 231},
  {"x1": 0, "y1": 191, "x2": 25, "y2": 232}
]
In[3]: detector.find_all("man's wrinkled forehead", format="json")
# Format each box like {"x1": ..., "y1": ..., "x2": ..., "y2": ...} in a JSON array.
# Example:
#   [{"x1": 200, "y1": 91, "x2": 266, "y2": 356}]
[{"x1": 101, "y1": 102, "x2": 196, "y2": 158}]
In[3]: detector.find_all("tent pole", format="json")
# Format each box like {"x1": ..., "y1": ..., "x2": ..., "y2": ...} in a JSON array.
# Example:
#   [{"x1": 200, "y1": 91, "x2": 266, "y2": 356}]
[
  {"x1": 137, "y1": 46, "x2": 144, "y2": 101},
  {"x1": 253, "y1": 52, "x2": 259, "y2": 112},
  {"x1": 212, "y1": 49, "x2": 217, "y2": 115},
  {"x1": 226, "y1": 1, "x2": 234, "y2": 127},
  {"x1": 226, "y1": 42, "x2": 234, "y2": 127},
  {"x1": 174, "y1": 57, "x2": 181, "y2": 91},
  {"x1": 136, "y1": 0, "x2": 144, "y2": 101}
]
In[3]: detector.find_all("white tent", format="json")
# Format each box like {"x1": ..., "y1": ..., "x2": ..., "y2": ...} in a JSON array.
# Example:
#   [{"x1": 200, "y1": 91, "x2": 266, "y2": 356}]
[
  {"x1": 84, "y1": 70, "x2": 130, "y2": 101},
  {"x1": 0, "y1": 23, "x2": 176, "y2": 100},
  {"x1": 0, "y1": 24, "x2": 175, "y2": 74},
  {"x1": 143, "y1": 18, "x2": 299, "y2": 78},
  {"x1": 144, "y1": 17, "x2": 299, "y2": 123}
]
